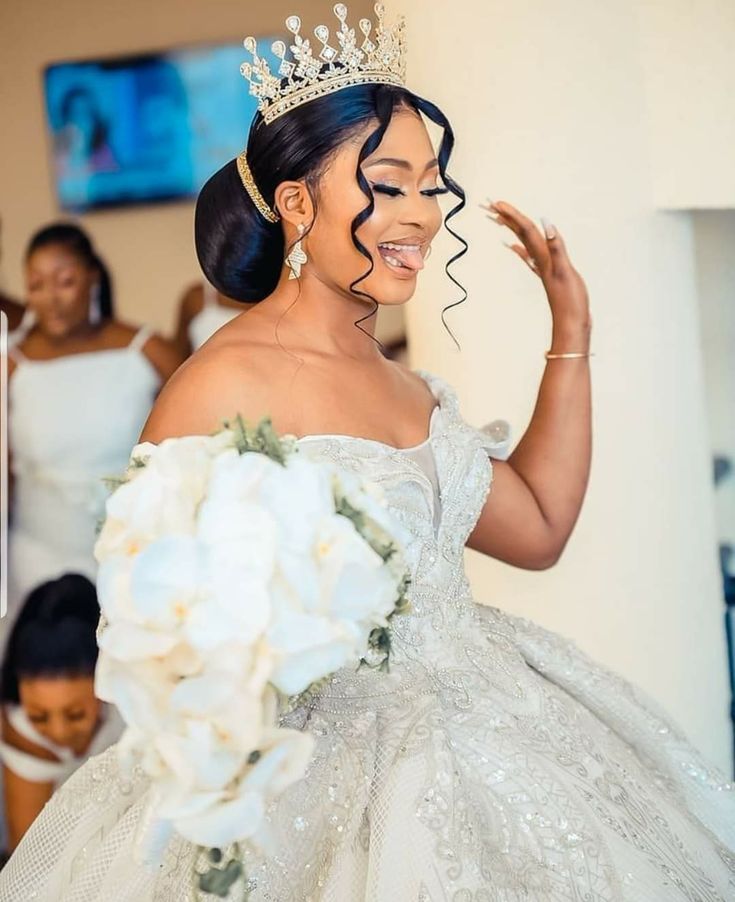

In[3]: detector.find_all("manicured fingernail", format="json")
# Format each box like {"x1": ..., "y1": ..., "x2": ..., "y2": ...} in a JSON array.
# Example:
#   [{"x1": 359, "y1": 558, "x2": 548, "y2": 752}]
[
  {"x1": 502, "y1": 240, "x2": 516, "y2": 249},
  {"x1": 541, "y1": 217, "x2": 557, "y2": 239}
]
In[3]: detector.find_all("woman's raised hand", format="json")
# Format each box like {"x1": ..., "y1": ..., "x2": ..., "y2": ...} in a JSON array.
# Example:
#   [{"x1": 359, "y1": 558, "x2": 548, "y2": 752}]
[{"x1": 481, "y1": 200, "x2": 590, "y2": 330}]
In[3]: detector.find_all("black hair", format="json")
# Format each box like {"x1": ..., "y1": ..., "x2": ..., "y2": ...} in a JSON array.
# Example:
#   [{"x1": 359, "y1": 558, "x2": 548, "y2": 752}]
[
  {"x1": 26, "y1": 222, "x2": 114, "y2": 319},
  {"x1": 0, "y1": 574, "x2": 100, "y2": 705},
  {"x1": 59, "y1": 86, "x2": 109, "y2": 154},
  {"x1": 195, "y1": 81, "x2": 467, "y2": 338}
]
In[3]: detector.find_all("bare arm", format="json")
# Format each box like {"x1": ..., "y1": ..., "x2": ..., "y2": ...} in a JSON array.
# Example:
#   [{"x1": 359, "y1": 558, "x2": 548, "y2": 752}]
[
  {"x1": 467, "y1": 202, "x2": 592, "y2": 570},
  {"x1": 2, "y1": 711, "x2": 56, "y2": 849},
  {"x1": 171, "y1": 285, "x2": 204, "y2": 360},
  {"x1": 141, "y1": 333, "x2": 184, "y2": 389}
]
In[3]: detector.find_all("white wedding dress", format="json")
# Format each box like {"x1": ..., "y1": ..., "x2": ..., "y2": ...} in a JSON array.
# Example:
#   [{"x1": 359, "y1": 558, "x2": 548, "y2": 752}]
[{"x1": 2, "y1": 372, "x2": 734, "y2": 901}]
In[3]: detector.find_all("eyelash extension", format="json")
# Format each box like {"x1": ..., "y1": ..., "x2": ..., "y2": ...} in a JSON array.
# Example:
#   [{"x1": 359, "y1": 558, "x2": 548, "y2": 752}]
[
  {"x1": 371, "y1": 184, "x2": 405, "y2": 197},
  {"x1": 371, "y1": 184, "x2": 449, "y2": 198}
]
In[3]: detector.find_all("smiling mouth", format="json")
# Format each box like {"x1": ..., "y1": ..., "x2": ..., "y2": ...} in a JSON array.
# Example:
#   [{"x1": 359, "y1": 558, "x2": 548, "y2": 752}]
[{"x1": 377, "y1": 241, "x2": 426, "y2": 272}]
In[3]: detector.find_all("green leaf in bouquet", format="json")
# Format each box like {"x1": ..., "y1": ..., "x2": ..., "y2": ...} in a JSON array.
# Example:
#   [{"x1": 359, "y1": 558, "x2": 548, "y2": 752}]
[
  {"x1": 333, "y1": 493, "x2": 397, "y2": 562},
  {"x1": 102, "y1": 454, "x2": 149, "y2": 492},
  {"x1": 280, "y1": 673, "x2": 333, "y2": 716},
  {"x1": 100, "y1": 474, "x2": 127, "y2": 492},
  {"x1": 333, "y1": 494, "x2": 366, "y2": 530},
  {"x1": 99, "y1": 451, "x2": 149, "y2": 511},
  {"x1": 222, "y1": 414, "x2": 293, "y2": 466},
  {"x1": 392, "y1": 573, "x2": 412, "y2": 616},
  {"x1": 196, "y1": 852, "x2": 245, "y2": 899},
  {"x1": 361, "y1": 626, "x2": 393, "y2": 672},
  {"x1": 374, "y1": 539, "x2": 398, "y2": 563}
]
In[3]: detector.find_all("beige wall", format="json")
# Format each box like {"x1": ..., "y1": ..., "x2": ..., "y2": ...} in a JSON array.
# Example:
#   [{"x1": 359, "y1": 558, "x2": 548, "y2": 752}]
[
  {"x1": 397, "y1": 0, "x2": 733, "y2": 773},
  {"x1": 0, "y1": 0, "x2": 374, "y2": 334},
  {"x1": 636, "y1": 1, "x2": 735, "y2": 209}
]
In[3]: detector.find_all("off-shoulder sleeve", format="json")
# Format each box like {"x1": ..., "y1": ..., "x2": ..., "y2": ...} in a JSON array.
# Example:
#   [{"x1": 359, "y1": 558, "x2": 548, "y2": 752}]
[{"x1": 475, "y1": 419, "x2": 512, "y2": 461}]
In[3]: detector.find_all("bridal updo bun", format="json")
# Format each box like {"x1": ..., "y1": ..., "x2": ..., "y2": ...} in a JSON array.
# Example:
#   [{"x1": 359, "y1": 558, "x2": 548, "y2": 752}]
[
  {"x1": 195, "y1": 82, "x2": 464, "y2": 303},
  {"x1": 195, "y1": 155, "x2": 283, "y2": 303}
]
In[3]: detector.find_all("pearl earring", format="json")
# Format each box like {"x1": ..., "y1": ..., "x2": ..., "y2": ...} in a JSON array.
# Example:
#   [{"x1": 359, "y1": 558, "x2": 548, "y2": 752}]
[{"x1": 286, "y1": 223, "x2": 308, "y2": 280}]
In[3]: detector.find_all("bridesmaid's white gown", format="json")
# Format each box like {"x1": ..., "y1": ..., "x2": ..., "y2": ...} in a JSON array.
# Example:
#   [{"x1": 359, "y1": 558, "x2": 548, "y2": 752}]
[
  {"x1": 187, "y1": 282, "x2": 239, "y2": 352},
  {"x1": 5, "y1": 327, "x2": 160, "y2": 624},
  {"x1": 1, "y1": 372, "x2": 733, "y2": 901}
]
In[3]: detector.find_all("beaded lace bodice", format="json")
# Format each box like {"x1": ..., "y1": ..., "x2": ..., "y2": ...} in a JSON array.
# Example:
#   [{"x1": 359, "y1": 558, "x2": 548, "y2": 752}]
[{"x1": 292, "y1": 370, "x2": 502, "y2": 708}]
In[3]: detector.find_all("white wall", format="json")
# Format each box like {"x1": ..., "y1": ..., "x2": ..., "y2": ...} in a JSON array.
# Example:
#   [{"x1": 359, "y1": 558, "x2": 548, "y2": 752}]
[{"x1": 395, "y1": 0, "x2": 733, "y2": 773}]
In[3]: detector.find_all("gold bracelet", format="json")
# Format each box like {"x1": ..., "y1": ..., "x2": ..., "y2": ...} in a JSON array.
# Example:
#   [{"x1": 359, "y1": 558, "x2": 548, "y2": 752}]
[{"x1": 544, "y1": 351, "x2": 594, "y2": 359}]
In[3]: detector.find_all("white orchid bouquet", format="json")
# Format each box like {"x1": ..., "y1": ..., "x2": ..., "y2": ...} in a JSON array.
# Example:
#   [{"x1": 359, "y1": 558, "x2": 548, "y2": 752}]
[{"x1": 94, "y1": 417, "x2": 410, "y2": 898}]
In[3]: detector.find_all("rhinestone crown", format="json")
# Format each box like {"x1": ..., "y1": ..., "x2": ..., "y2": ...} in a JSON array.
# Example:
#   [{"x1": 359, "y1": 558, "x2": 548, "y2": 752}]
[{"x1": 240, "y1": 3, "x2": 407, "y2": 125}]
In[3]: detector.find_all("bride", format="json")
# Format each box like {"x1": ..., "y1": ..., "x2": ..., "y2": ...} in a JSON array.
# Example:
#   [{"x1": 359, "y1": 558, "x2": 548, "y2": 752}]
[{"x1": 3, "y1": 5, "x2": 733, "y2": 900}]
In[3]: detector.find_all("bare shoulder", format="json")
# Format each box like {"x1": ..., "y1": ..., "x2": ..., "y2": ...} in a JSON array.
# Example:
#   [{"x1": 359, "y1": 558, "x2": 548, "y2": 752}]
[
  {"x1": 140, "y1": 336, "x2": 295, "y2": 443},
  {"x1": 1, "y1": 709, "x2": 58, "y2": 763},
  {"x1": 103, "y1": 321, "x2": 139, "y2": 346}
]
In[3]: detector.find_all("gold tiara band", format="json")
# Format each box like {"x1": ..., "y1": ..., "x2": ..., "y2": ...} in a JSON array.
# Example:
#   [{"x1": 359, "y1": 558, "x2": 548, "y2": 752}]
[{"x1": 236, "y1": 152, "x2": 280, "y2": 223}]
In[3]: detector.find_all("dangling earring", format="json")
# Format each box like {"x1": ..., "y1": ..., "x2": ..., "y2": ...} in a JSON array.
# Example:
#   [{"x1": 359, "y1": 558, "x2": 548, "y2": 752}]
[
  {"x1": 286, "y1": 223, "x2": 308, "y2": 280},
  {"x1": 88, "y1": 282, "x2": 102, "y2": 325}
]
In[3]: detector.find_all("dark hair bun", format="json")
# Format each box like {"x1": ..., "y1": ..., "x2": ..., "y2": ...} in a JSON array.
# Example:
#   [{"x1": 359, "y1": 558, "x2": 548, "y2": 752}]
[{"x1": 195, "y1": 160, "x2": 283, "y2": 302}]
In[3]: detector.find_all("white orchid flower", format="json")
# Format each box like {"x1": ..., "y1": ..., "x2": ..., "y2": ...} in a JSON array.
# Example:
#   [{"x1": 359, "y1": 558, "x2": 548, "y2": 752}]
[{"x1": 169, "y1": 728, "x2": 314, "y2": 847}]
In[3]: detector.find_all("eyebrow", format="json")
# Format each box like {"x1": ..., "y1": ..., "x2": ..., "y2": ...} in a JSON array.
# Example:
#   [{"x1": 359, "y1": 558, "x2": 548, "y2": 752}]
[
  {"x1": 28, "y1": 264, "x2": 75, "y2": 274},
  {"x1": 363, "y1": 157, "x2": 439, "y2": 172}
]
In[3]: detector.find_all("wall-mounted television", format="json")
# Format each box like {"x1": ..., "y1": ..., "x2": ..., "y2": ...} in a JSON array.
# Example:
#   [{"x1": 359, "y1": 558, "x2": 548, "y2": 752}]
[{"x1": 43, "y1": 41, "x2": 275, "y2": 212}]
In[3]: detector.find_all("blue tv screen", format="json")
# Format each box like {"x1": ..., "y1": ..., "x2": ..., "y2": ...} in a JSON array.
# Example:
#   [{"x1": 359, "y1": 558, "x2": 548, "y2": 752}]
[{"x1": 43, "y1": 41, "x2": 275, "y2": 211}]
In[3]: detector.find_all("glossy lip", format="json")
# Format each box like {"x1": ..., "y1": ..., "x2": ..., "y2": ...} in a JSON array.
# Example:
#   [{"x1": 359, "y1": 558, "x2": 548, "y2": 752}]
[{"x1": 378, "y1": 234, "x2": 427, "y2": 249}]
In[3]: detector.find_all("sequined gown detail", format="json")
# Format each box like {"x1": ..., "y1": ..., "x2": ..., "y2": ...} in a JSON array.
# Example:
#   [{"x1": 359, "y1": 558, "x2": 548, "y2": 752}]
[{"x1": 1, "y1": 372, "x2": 733, "y2": 902}]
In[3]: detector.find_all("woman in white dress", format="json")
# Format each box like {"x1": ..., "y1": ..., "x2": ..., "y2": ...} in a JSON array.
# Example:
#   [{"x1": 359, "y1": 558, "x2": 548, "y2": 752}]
[
  {"x1": 0, "y1": 574, "x2": 123, "y2": 851},
  {"x1": 173, "y1": 280, "x2": 246, "y2": 356},
  {"x1": 1, "y1": 7, "x2": 733, "y2": 900},
  {"x1": 5, "y1": 223, "x2": 181, "y2": 626}
]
